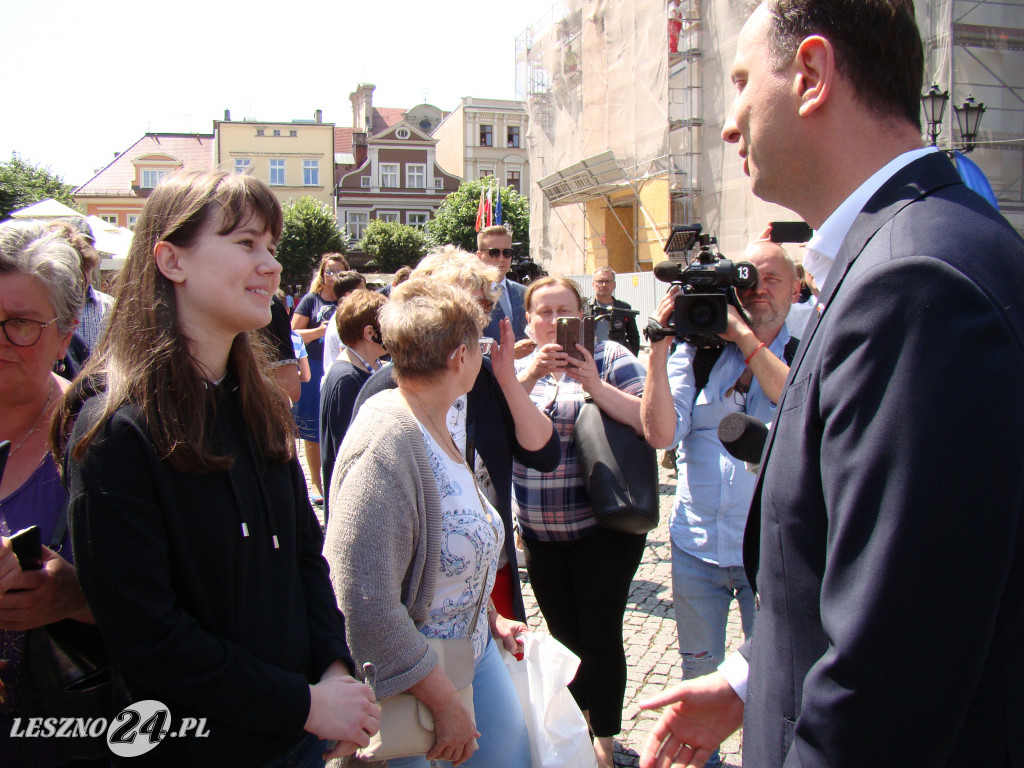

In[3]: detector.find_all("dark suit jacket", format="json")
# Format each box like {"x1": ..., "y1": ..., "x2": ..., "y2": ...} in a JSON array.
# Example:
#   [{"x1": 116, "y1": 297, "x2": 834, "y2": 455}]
[
  {"x1": 742, "y1": 151, "x2": 1024, "y2": 767},
  {"x1": 484, "y1": 279, "x2": 528, "y2": 341},
  {"x1": 352, "y1": 357, "x2": 561, "y2": 621}
]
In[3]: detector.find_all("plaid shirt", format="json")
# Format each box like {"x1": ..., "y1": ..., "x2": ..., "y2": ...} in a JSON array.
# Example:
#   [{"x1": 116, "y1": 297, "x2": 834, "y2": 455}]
[
  {"x1": 512, "y1": 340, "x2": 646, "y2": 542},
  {"x1": 79, "y1": 286, "x2": 114, "y2": 351}
]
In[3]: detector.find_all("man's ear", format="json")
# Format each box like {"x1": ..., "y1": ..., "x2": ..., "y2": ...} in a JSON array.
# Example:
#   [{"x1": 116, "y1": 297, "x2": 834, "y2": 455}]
[
  {"x1": 153, "y1": 241, "x2": 187, "y2": 284},
  {"x1": 793, "y1": 35, "x2": 834, "y2": 118}
]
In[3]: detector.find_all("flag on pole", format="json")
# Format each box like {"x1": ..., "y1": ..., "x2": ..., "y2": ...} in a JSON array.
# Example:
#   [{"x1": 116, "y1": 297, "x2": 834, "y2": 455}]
[
  {"x1": 474, "y1": 184, "x2": 486, "y2": 232},
  {"x1": 495, "y1": 183, "x2": 503, "y2": 225},
  {"x1": 486, "y1": 183, "x2": 494, "y2": 228}
]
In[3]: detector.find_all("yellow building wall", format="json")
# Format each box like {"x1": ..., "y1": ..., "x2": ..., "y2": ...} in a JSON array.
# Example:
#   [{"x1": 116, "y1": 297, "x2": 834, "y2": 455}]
[
  {"x1": 216, "y1": 122, "x2": 335, "y2": 208},
  {"x1": 581, "y1": 177, "x2": 670, "y2": 274}
]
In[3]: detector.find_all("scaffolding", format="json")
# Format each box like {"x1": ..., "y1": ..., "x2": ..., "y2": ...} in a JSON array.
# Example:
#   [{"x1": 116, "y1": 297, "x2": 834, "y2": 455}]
[
  {"x1": 922, "y1": 0, "x2": 1024, "y2": 227},
  {"x1": 516, "y1": 0, "x2": 1024, "y2": 275}
]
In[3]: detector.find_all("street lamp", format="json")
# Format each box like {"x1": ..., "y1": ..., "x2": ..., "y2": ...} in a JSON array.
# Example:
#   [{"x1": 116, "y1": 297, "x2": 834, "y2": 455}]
[
  {"x1": 921, "y1": 84, "x2": 949, "y2": 147},
  {"x1": 953, "y1": 95, "x2": 987, "y2": 153}
]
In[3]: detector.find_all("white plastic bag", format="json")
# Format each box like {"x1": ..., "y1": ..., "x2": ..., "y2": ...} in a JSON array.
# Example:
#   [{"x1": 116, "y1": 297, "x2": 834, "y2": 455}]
[{"x1": 504, "y1": 633, "x2": 598, "y2": 768}]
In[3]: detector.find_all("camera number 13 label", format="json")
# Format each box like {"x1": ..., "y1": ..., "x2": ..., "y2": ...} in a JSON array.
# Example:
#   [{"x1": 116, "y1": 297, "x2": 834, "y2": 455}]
[{"x1": 107, "y1": 700, "x2": 209, "y2": 758}]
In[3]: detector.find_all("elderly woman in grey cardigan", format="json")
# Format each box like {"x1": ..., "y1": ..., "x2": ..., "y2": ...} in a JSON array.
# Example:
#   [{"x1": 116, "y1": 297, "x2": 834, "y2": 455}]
[{"x1": 325, "y1": 279, "x2": 530, "y2": 768}]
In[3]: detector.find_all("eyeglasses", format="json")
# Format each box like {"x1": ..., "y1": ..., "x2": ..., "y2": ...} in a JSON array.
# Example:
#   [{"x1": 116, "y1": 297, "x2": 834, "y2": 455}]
[
  {"x1": 483, "y1": 248, "x2": 514, "y2": 258},
  {"x1": 449, "y1": 337, "x2": 496, "y2": 360},
  {"x1": 593, "y1": 279, "x2": 614, "y2": 285},
  {"x1": 0, "y1": 317, "x2": 59, "y2": 347}
]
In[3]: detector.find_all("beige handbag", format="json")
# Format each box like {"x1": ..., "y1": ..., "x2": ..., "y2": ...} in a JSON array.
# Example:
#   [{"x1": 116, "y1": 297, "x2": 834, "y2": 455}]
[{"x1": 356, "y1": 566, "x2": 488, "y2": 762}]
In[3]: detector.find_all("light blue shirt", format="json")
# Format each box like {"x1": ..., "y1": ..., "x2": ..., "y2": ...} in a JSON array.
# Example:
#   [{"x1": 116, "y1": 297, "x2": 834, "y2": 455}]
[{"x1": 667, "y1": 330, "x2": 789, "y2": 568}]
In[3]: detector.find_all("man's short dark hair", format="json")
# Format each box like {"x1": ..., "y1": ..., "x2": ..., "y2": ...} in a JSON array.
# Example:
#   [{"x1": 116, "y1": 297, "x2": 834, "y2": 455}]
[
  {"x1": 331, "y1": 270, "x2": 366, "y2": 299},
  {"x1": 764, "y1": 0, "x2": 923, "y2": 130}
]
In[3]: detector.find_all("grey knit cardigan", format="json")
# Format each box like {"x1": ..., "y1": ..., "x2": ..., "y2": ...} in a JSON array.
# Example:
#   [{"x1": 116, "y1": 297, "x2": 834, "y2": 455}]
[{"x1": 324, "y1": 389, "x2": 444, "y2": 700}]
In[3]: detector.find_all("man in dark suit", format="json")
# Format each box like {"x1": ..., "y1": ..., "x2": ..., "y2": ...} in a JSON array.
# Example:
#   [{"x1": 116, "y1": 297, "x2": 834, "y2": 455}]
[
  {"x1": 640, "y1": 1, "x2": 1024, "y2": 767},
  {"x1": 477, "y1": 225, "x2": 528, "y2": 342},
  {"x1": 587, "y1": 266, "x2": 641, "y2": 355}
]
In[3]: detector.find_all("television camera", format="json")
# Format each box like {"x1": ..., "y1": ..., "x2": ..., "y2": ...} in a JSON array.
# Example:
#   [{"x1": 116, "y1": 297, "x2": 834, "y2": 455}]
[{"x1": 646, "y1": 225, "x2": 758, "y2": 348}]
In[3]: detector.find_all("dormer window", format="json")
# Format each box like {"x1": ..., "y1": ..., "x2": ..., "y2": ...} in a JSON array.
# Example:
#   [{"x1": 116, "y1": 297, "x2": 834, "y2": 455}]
[{"x1": 140, "y1": 169, "x2": 171, "y2": 188}]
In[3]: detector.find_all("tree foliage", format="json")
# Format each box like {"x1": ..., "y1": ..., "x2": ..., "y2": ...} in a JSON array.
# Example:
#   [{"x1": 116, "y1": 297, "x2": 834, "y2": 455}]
[
  {"x1": 276, "y1": 197, "x2": 346, "y2": 284},
  {"x1": 359, "y1": 220, "x2": 429, "y2": 273},
  {"x1": 0, "y1": 153, "x2": 80, "y2": 221},
  {"x1": 426, "y1": 180, "x2": 530, "y2": 254}
]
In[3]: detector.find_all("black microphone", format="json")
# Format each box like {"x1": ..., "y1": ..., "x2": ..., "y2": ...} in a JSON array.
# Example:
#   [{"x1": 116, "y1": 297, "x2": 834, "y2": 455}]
[
  {"x1": 654, "y1": 260, "x2": 685, "y2": 283},
  {"x1": 717, "y1": 412, "x2": 769, "y2": 464}
]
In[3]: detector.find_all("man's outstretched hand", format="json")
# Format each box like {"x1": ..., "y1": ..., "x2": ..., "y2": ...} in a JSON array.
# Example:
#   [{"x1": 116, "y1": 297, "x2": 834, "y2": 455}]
[{"x1": 639, "y1": 672, "x2": 744, "y2": 768}]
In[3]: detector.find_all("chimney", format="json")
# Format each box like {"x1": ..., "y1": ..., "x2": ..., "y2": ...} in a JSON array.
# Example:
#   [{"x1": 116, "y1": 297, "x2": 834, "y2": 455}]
[
  {"x1": 224, "y1": 109, "x2": 231, "y2": 121},
  {"x1": 315, "y1": 109, "x2": 323, "y2": 124},
  {"x1": 353, "y1": 132, "x2": 368, "y2": 168},
  {"x1": 349, "y1": 84, "x2": 376, "y2": 136}
]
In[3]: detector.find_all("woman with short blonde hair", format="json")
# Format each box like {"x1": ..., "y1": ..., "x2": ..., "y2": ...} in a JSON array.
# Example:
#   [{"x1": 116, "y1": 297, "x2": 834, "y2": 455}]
[{"x1": 327, "y1": 278, "x2": 533, "y2": 768}]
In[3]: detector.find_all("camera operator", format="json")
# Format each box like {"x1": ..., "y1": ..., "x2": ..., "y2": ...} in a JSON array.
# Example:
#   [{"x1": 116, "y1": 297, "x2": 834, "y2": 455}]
[
  {"x1": 639, "y1": 237, "x2": 799, "y2": 768},
  {"x1": 587, "y1": 266, "x2": 641, "y2": 355}
]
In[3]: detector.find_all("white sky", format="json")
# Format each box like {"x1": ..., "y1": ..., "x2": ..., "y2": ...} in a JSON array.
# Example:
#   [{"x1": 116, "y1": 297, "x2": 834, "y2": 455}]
[{"x1": 1, "y1": 0, "x2": 561, "y2": 186}]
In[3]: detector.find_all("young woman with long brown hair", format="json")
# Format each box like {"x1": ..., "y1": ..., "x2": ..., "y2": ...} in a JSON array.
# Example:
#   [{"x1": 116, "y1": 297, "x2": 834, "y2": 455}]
[{"x1": 52, "y1": 171, "x2": 379, "y2": 767}]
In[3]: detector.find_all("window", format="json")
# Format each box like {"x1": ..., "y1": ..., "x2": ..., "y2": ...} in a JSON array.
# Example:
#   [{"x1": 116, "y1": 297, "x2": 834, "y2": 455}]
[
  {"x1": 434, "y1": 178, "x2": 444, "y2": 189},
  {"x1": 346, "y1": 212, "x2": 368, "y2": 241},
  {"x1": 140, "y1": 169, "x2": 170, "y2": 188},
  {"x1": 406, "y1": 164, "x2": 426, "y2": 189},
  {"x1": 360, "y1": 176, "x2": 371, "y2": 188},
  {"x1": 479, "y1": 168, "x2": 494, "y2": 178},
  {"x1": 507, "y1": 126, "x2": 520, "y2": 148},
  {"x1": 100, "y1": 214, "x2": 117, "y2": 225},
  {"x1": 270, "y1": 159, "x2": 286, "y2": 186},
  {"x1": 289, "y1": 130, "x2": 298, "y2": 137},
  {"x1": 378, "y1": 211, "x2": 400, "y2": 223},
  {"x1": 380, "y1": 163, "x2": 399, "y2": 187},
  {"x1": 303, "y1": 159, "x2": 320, "y2": 186},
  {"x1": 480, "y1": 124, "x2": 493, "y2": 147},
  {"x1": 127, "y1": 214, "x2": 139, "y2": 230},
  {"x1": 507, "y1": 170, "x2": 522, "y2": 193},
  {"x1": 396, "y1": 127, "x2": 411, "y2": 139},
  {"x1": 408, "y1": 212, "x2": 429, "y2": 229},
  {"x1": 234, "y1": 158, "x2": 252, "y2": 175},
  {"x1": 256, "y1": 128, "x2": 265, "y2": 136},
  {"x1": 273, "y1": 129, "x2": 281, "y2": 137}
]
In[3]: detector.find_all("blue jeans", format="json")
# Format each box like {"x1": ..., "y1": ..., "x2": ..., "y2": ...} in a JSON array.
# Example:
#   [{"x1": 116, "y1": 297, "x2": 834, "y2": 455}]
[
  {"x1": 671, "y1": 544, "x2": 756, "y2": 768},
  {"x1": 390, "y1": 637, "x2": 530, "y2": 768}
]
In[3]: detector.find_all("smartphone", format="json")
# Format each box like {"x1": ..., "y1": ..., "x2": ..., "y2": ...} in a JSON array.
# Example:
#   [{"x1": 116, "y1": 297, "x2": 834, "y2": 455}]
[
  {"x1": 556, "y1": 317, "x2": 595, "y2": 361},
  {"x1": 0, "y1": 440, "x2": 9, "y2": 484},
  {"x1": 9, "y1": 525, "x2": 43, "y2": 571},
  {"x1": 769, "y1": 221, "x2": 813, "y2": 244}
]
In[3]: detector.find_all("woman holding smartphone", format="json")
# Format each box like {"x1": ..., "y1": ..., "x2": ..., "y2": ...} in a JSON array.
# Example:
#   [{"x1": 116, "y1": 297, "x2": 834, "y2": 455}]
[
  {"x1": 53, "y1": 171, "x2": 379, "y2": 767},
  {"x1": 0, "y1": 220, "x2": 95, "y2": 767}
]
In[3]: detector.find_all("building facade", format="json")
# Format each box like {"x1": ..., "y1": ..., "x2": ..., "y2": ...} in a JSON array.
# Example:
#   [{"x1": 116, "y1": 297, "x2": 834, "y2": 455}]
[
  {"x1": 215, "y1": 110, "x2": 335, "y2": 210},
  {"x1": 335, "y1": 84, "x2": 461, "y2": 265},
  {"x1": 73, "y1": 134, "x2": 215, "y2": 228},
  {"x1": 432, "y1": 97, "x2": 529, "y2": 194},
  {"x1": 518, "y1": 0, "x2": 1024, "y2": 277}
]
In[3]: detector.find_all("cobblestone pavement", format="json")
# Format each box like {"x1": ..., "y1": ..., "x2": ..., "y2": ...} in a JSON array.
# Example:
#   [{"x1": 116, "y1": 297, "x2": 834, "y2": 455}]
[{"x1": 305, "y1": 450, "x2": 744, "y2": 767}]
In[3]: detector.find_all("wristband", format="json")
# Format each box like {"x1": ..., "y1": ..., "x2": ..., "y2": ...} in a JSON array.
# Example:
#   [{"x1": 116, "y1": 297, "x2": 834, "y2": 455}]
[{"x1": 744, "y1": 342, "x2": 766, "y2": 366}]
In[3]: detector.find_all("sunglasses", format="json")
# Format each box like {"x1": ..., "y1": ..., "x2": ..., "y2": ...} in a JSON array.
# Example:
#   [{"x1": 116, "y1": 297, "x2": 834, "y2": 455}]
[{"x1": 483, "y1": 248, "x2": 514, "y2": 258}]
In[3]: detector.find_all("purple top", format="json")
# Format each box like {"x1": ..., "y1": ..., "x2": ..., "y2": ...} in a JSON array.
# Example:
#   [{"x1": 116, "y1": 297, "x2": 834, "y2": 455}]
[
  {"x1": 1, "y1": 457, "x2": 71, "y2": 559},
  {"x1": 0, "y1": 456, "x2": 70, "y2": 721}
]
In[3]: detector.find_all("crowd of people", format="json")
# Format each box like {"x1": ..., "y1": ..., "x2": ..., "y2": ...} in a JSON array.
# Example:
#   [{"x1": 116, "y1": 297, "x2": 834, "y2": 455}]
[{"x1": 3, "y1": 3, "x2": 1024, "y2": 768}]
